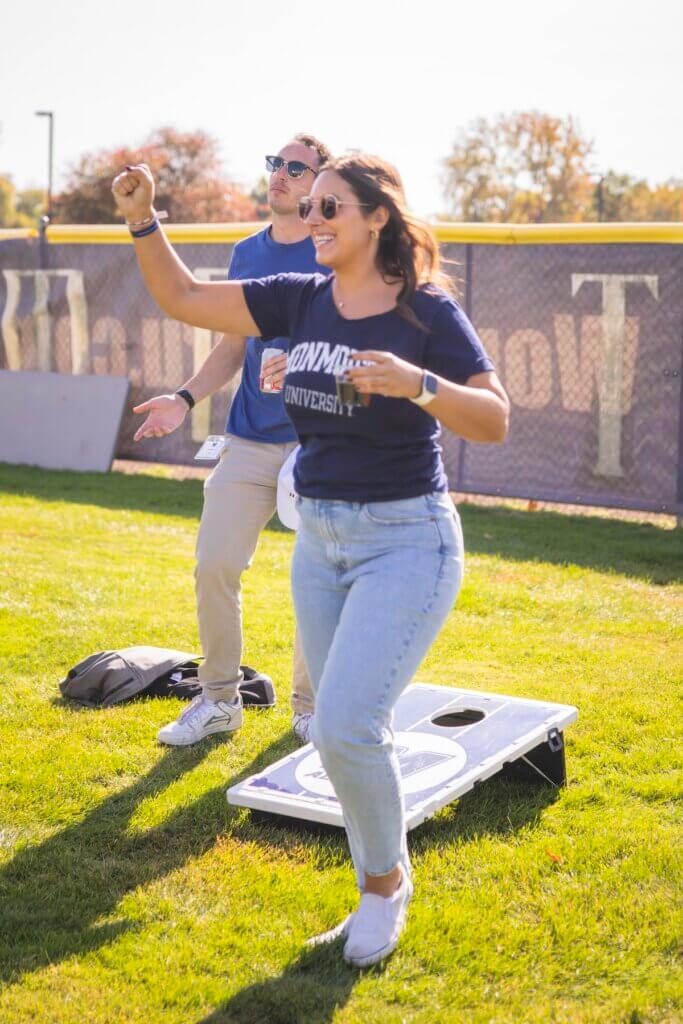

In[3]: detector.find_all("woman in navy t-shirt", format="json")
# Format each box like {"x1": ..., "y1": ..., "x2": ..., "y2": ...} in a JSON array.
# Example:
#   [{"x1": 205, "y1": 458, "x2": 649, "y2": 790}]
[{"x1": 112, "y1": 153, "x2": 509, "y2": 967}]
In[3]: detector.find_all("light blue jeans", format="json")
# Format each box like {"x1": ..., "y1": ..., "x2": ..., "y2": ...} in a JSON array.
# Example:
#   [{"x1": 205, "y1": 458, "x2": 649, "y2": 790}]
[{"x1": 291, "y1": 491, "x2": 464, "y2": 887}]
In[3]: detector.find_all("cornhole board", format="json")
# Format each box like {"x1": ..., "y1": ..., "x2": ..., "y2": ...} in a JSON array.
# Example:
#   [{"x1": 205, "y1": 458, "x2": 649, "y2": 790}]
[
  {"x1": 227, "y1": 683, "x2": 578, "y2": 830},
  {"x1": 0, "y1": 370, "x2": 129, "y2": 472}
]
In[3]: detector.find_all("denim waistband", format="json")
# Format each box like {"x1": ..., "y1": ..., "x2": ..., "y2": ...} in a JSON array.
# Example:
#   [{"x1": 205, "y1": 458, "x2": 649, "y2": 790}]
[
  {"x1": 296, "y1": 491, "x2": 460, "y2": 549},
  {"x1": 297, "y1": 491, "x2": 455, "y2": 514}
]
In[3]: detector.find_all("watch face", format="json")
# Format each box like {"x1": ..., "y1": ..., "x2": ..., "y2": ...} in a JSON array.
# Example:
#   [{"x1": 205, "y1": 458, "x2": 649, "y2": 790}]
[{"x1": 425, "y1": 373, "x2": 438, "y2": 396}]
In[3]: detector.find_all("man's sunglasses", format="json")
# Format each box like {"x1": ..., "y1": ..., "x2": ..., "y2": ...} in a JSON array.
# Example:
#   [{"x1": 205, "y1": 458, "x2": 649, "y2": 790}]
[
  {"x1": 298, "y1": 194, "x2": 373, "y2": 221},
  {"x1": 265, "y1": 155, "x2": 317, "y2": 179}
]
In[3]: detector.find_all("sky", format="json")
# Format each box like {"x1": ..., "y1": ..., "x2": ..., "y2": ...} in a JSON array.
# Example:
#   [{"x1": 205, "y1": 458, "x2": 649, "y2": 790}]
[{"x1": 2, "y1": 0, "x2": 681, "y2": 219}]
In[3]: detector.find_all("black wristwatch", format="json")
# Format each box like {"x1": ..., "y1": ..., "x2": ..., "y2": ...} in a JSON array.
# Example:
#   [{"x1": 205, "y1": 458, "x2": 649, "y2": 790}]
[
  {"x1": 410, "y1": 371, "x2": 438, "y2": 407},
  {"x1": 175, "y1": 388, "x2": 195, "y2": 410}
]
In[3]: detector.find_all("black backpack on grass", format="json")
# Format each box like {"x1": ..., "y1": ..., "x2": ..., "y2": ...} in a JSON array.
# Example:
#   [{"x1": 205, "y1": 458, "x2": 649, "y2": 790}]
[{"x1": 59, "y1": 646, "x2": 275, "y2": 708}]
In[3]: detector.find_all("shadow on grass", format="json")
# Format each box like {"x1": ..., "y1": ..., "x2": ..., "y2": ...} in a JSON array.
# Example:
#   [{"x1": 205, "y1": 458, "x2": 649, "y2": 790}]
[
  {"x1": 192, "y1": 773, "x2": 556, "y2": 1024},
  {"x1": 2, "y1": 462, "x2": 679, "y2": 579},
  {"x1": 195, "y1": 941, "x2": 363, "y2": 1024},
  {"x1": 0, "y1": 692, "x2": 558, "y2": 1018},
  {"x1": 457, "y1": 502, "x2": 681, "y2": 585},
  {"x1": 0, "y1": 730, "x2": 297, "y2": 987},
  {"x1": 230, "y1": 768, "x2": 559, "y2": 852},
  {"x1": 0, "y1": 462, "x2": 292, "y2": 532},
  {"x1": 0, "y1": 462, "x2": 204, "y2": 520},
  {"x1": 411, "y1": 770, "x2": 559, "y2": 850}
]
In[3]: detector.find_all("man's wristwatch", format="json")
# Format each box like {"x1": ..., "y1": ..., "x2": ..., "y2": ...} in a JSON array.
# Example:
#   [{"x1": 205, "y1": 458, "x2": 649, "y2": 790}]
[
  {"x1": 175, "y1": 388, "x2": 195, "y2": 410},
  {"x1": 410, "y1": 371, "x2": 439, "y2": 407}
]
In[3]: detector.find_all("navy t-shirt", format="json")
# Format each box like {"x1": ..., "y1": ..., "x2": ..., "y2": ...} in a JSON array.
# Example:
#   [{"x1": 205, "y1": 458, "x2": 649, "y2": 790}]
[
  {"x1": 226, "y1": 227, "x2": 330, "y2": 443},
  {"x1": 242, "y1": 273, "x2": 494, "y2": 502}
]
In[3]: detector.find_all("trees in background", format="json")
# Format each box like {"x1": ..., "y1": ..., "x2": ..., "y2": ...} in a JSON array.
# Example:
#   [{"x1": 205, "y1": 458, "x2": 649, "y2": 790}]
[
  {"x1": 3, "y1": 116, "x2": 681, "y2": 226},
  {"x1": 595, "y1": 171, "x2": 683, "y2": 222},
  {"x1": 249, "y1": 175, "x2": 271, "y2": 221},
  {"x1": 442, "y1": 111, "x2": 593, "y2": 223},
  {"x1": 0, "y1": 176, "x2": 45, "y2": 227},
  {"x1": 442, "y1": 110, "x2": 683, "y2": 222},
  {"x1": 49, "y1": 127, "x2": 259, "y2": 224}
]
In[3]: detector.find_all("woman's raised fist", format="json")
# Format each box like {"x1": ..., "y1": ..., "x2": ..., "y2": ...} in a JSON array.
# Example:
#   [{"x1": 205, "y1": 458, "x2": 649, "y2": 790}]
[{"x1": 111, "y1": 163, "x2": 155, "y2": 222}]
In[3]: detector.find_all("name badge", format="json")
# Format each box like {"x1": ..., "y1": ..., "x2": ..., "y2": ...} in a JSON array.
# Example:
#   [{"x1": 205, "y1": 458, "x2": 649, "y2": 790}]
[{"x1": 194, "y1": 435, "x2": 227, "y2": 461}]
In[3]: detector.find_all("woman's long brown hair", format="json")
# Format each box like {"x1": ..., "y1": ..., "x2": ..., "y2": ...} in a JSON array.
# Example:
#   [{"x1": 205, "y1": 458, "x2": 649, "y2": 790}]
[{"x1": 320, "y1": 153, "x2": 455, "y2": 328}]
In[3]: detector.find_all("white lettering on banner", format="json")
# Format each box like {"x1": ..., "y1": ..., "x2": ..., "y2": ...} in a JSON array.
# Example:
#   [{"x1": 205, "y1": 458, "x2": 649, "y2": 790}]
[
  {"x1": 473, "y1": 275, "x2": 658, "y2": 478},
  {"x1": 478, "y1": 328, "x2": 500, "y2": 369},
  {"x1": 190, "y1": 268, "x2": 231, "y2": 441},
  {"x1": 504, "y1": 330, "x2": 553, "y2": 410},
  {"x1": 1, "y1": 272, "x2": 21, "y2": 369},
  {"x1": 554, "y1": 315, "x2": 639, "y2": 416},
  {"x1": 567, "y1": 274, "x2": 658, "y2": 477},
  {"x1": 0, "y1": 264, "x2": 662, "y2": 480},
  {"x1": 1, "y1": 270, "x2": 89, "y2": 373},
  {"x1": 35, "y1": 272, "x2": 50, "y2": 370},
  {"x1": 55, "y1": 316, "x2": 73, "y2": 373},
  {"x1": 141, "y1": 319, "x2": 191, "y2": 391},
  {"x1": 142, "y1": 319, "x2": 162, "y2": 386},
  {"x1": 91, "y1": 317, "x2": 129, "y2": 378}
]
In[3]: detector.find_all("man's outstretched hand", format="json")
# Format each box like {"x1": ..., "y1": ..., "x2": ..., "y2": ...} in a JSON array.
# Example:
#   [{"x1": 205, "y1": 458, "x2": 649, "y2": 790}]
[{"x1": 133, "y1": 394, "x2": 189, "y2": 441}]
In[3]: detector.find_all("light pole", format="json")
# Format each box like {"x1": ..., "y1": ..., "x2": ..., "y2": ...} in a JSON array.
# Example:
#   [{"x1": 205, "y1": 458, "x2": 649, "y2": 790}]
[{"x1": 35, "y1": 110, "x2": 54, "y2": 220}]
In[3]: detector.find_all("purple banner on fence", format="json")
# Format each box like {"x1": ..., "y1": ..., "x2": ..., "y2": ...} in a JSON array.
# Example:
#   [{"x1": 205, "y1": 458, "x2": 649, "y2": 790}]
[{"x1": 1, "y1": 235, "x2": 681, "y2": 513}]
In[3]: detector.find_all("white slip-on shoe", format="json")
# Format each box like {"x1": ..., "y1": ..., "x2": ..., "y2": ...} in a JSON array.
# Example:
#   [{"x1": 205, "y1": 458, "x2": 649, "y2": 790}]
[
  {"x1": 291, "y1": 711, "x2": 314, "y2": 745},
  {"x1": 305, "y1": 913, "x2": 355, "y2": 948},
  {"x1": 343, "y1": 869, "x2": 413, "y2": 968},
  {"x1": 157, "y1": 695, "x2": 242, "y2": 746}
]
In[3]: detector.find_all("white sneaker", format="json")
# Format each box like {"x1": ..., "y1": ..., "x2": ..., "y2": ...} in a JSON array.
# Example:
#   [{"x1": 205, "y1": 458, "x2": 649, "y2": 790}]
[
  {"x1": 343, "y1": 869, "x2": 413, "y2": 967},
  {"x1": 305, "y1": 913, "x2": 354, "y2": 948},
  {"x1": 291, "y1": 711, "x2": 313, "y2": 744},
  {"x1": 157, "y1": 695, "x2": 242, "y2": 746}
]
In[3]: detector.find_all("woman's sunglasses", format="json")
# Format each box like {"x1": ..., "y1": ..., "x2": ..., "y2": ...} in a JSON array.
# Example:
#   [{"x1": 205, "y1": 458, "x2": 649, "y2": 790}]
[
  {"x1": 298, "y1": 194, "x2": 373, "y2": 221},
  {"x1": 265, "y1": 155, "x2": 317, "y2": 179}
]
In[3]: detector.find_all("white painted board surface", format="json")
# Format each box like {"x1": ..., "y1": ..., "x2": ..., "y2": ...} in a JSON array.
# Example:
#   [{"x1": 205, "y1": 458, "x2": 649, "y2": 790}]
[
  {"x1": 227, "y1": 683, "x2": 579, "y2": 829},
  {"x1": 0, "y1": 370, "x2": 129, "y2": 472}
]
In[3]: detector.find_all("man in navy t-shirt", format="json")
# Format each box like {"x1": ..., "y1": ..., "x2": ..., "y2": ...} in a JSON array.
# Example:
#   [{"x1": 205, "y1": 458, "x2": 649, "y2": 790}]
[{"x1": 132, "y1": 134, "x2": 332, "y2": 747}]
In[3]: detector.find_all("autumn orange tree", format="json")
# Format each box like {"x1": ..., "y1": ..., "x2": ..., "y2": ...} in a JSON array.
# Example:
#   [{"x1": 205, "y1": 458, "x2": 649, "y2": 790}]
[
  {"x1": 442, "y1": 111, "x2": 683, "y2": 222},
  {"x1": 50, "y1": 127, "x2": 258, "y2": 224},
  {"x1": 595, "y1": 171, "x2": 683, "y2": 221},
  {"x1": 442, "y1": 111, "x2": 595, "y2": 222}
]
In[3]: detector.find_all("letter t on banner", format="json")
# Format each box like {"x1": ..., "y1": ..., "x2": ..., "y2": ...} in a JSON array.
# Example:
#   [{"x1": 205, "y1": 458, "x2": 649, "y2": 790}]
[{"x1": 571, "y1": 274, "x2": 659, "y2": 477}]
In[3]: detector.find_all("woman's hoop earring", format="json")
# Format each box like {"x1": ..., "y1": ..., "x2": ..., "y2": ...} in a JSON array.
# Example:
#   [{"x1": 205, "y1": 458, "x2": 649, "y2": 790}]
[{"x1": 371, "y1": 228, "x2": 379, "y2": 240}]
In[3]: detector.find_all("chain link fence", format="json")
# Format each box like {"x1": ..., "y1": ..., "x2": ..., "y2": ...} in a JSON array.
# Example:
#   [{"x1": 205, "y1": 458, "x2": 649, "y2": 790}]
[{"x1": 1, "y1": 227, "x2": 682, "y2": 514}]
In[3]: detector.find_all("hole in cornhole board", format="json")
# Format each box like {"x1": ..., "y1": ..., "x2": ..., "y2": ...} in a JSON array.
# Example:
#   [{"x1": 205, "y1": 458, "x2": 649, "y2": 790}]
[{"x1": 432, "y1": 709, "x2": 486, "y2": 727}]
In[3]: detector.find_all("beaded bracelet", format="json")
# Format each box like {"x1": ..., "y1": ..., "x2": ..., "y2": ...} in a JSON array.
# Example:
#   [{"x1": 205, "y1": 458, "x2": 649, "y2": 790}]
[
  {"x1": 127, "y1": 213, "x2": 154, "y2": 228},
  {"x1": 126, "y1": 209, "x2": 169, "y2": 229},
  {"x1": 130, "y1": 219, "x2": 160, "y2": 238}
]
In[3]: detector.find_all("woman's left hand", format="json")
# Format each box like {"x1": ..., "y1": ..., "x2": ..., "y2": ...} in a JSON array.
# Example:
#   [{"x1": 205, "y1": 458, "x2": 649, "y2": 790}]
[{"x1": 347, "y1": 350, "x2": 423, "y2": 399}]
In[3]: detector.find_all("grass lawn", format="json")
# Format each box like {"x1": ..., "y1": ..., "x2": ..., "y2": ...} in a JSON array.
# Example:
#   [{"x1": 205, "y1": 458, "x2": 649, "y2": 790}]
[{"x1": 0, "y1": 462, "x2": 681, "y2": 1024}]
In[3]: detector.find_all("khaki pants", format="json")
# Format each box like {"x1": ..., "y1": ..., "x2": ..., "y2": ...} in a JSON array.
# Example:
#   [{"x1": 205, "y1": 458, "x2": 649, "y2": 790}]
[{"x1": 195, "y1": 433, "x2": 314, "y2": 714}]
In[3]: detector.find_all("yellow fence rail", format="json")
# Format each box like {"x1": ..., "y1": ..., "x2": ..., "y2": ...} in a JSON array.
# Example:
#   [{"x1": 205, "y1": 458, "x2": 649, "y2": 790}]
[
  {"x1": 26, "y1": 221, "x2": 683, "y2": 246},
  {"x1": 0, "y1": 228, "x2": 38, "y2": 241}
]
